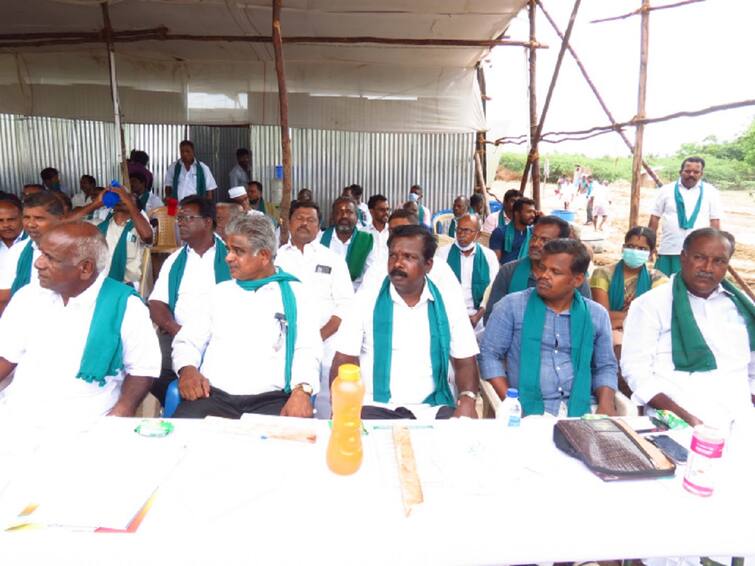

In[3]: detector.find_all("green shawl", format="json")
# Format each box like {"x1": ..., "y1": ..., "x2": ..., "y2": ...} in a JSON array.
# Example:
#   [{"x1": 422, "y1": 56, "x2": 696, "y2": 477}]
[
  {"x1": 167, "y1": 236, "x2": 231, "y2": 314},
  {"x1": 172, "y1": 160, "x2": 207, "y2": 197},
  {"x1": 446, "y1": 243, "x2": 490, "y2": 310},
  {"x1": 252, "y1": 197, "x2": 267, "y2": 215},
  {"x1": 674, "y1": 181, "x2": 704, "y2": 230},
  {"x1": 77, "y1": 278, "x2": 140, "y2": 387},
  {"x1": 372, "y1": 277, "x2": 454, "y2": 407},
  {"x1": 10, "y1": 240, "x2": 34, "y2": 296},
  {"x1": 448, "y1": 218, "x2": 457, "y2": 238},
  {"x1": 98, "y1": 213, "x2": 134, "y2": 282},
  {"x1": 320, "y1": 227, "x2": 374, "y2": 282},
  {"x1": 671, "y1": 274, "x2": 755, "y2": 372},
  {"x1": 608, "y1": 260, "x2": 651, "y2": 311},
  {"x1": 236, "y1": 269, "x2": 300, "y2": 392},
  {"x1": 509, "y1": 257, "x2": 533, "y2": 294},
  {"x1": 519, "y1": 289, "x2": 594, "y2": 417}
]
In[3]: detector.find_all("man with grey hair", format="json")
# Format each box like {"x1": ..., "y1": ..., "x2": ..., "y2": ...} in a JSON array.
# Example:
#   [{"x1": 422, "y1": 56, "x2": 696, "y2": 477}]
[
  {"x1": 172, "y1": 214, "x2": 322, "y2": 418},
  {"x1": 0, "y1": 222, "x2": 161, "y2": 419}
]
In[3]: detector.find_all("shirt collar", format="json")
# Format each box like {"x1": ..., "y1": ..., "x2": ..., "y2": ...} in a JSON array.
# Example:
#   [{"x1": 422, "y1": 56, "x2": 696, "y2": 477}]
[
  {"x1": 677, "y1": 177, "x2": 702, "y2": 191},
  {"x1": 388, "y1": 277, "x2": 434, "y2": 308},
  {"x1": 65, "y1": 272, "x2": 108, "y2": 309}
]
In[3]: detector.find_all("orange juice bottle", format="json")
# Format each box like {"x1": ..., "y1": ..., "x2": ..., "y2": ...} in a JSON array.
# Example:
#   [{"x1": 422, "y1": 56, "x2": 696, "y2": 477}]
[{"x1": 326, "y1": 363, "x2": 365, "y2": 475}]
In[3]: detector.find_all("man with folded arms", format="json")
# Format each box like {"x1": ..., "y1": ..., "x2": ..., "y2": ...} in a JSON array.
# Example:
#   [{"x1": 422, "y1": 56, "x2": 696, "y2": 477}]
[
  {"x1": 331, "y1": 225, "x2": 480, "y2": 420},
  {"x1": 0, "y1": 222, "x2": 160, "y2": 418},
  {"x1": 622, "y1": 228, "x2": 754, "y2": 429},
  {"x1": 172, "y1": 215, "x2": 321, "y2": 418},
  {"x1": 480, "y1": 239, "x2": 617, "y2": 417}
]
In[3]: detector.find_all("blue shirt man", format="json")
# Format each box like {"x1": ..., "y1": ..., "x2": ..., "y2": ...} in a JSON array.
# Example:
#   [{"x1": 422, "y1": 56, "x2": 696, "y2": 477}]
[{"x1": 489, "y1": 197, "x2": 537, "y2": 265}]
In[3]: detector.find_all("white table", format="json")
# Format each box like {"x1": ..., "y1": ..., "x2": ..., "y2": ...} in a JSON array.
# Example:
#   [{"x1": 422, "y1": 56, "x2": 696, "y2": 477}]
[{"x1": 1, "y1": 414, "x2": 753, "y2": 566}]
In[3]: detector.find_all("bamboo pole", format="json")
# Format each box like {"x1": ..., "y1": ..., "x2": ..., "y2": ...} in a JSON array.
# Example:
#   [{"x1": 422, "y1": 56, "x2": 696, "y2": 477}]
[
  {"x1": 590, "y1": 0, "x2": 704, "y2": 24},
  {"x1": 630, "y1": 0, "x2": 650, "y2": 228},
  {"x1": 536, "y1": 0, "x2": 662, "y2": 188},
  {"x1": 100, "y1": 2, "x2": 130, "y2": 190},
  {"x1": 272, "y1": 0, "x2": 292, "y2": 244},
  {"x1": 520, "y1": 0, "x2": 540, "y2": 202},
  {"x1": 728, "y1": 266, "x2": 755, "y2": 303}
]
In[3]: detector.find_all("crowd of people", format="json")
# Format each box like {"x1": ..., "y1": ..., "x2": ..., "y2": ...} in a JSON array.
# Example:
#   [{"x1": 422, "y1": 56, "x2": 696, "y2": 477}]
[{"x1": 0, "y1": 149, "x2": 751, "y2": 432}]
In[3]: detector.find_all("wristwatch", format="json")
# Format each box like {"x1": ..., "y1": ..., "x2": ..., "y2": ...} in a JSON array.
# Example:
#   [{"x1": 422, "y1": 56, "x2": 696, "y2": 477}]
[
  {"x1": 293, "y1": 383, "x2": 314, "y2": 396},
  {"x1": 458, "y1": 390, "x2": 478, "y2": 402}
]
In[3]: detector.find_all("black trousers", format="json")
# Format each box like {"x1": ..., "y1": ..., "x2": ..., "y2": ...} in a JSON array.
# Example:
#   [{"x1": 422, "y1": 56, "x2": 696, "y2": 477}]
[
  {"x1": 360, "y1": 405, "x2": 455, "y2": 420},
  {"x1": 150, "y1": 330, "x2": 177, "y2": 406},
  {"x1": 173, "y1": 388, "x2": 291, "y2": 419}
]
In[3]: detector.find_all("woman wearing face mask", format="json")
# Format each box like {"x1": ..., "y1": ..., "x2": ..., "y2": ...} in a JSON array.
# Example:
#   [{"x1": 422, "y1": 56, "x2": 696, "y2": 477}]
[{"x1": 589, "y1": 226, "x2": 668, "y2": 346}]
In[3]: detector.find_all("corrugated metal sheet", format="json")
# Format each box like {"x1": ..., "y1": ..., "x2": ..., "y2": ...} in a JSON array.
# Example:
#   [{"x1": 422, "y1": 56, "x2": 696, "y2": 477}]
[{"x1": 0, "y1": 114, "x2": 474, "y2": 221}]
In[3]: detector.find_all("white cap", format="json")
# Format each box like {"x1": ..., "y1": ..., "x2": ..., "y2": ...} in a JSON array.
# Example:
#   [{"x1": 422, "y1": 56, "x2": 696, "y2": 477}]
[{"x1": 229, "y1": 186, "x2": 247, "y2": 199}]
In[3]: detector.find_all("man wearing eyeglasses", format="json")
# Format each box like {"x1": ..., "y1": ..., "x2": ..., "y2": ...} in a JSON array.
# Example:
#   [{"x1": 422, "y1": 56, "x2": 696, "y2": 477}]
[{"x1": 148, "y1": 196, "x2": 232, "y2": 404}]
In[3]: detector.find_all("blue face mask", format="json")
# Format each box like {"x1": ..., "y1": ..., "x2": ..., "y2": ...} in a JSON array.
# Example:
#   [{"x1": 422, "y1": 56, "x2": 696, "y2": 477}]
[{"x1": 622, "y1": 247, "x2": 650, "y2": 269}]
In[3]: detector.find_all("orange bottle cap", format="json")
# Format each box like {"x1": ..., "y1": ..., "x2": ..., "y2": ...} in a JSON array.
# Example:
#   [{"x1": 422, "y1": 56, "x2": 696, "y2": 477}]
[{"x1": 338, "y1": 363, "x2": 361, "y2": 382}]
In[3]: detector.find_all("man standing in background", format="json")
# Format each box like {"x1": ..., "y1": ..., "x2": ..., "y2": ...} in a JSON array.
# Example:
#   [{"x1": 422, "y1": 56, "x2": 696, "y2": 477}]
[{"x1": 229, "y1": 148, "x2": 253, "y2": 189}]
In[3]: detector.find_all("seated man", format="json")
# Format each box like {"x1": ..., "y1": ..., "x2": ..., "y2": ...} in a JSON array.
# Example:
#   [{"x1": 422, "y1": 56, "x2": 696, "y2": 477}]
[
  {"x1": 0, "y1": 195, "x2": 25, "y2": 274},
  {"x1": 0, "y1": 191, "x2": 65, "y2": 314},
  {"x1": 408, "y1": 186, "x2": 431, "y2": 229},
  {"x1": 622, "y1": 228, "x2": 754, "y2": 429},
  {"x1": 435, "y1": 214, "x2": 499, "y2": 331},
  {"x1": 318, "y1": 197, "x2": 377, "y2": 291},
  {"x1": 489, "y1": 197, "x2": 536, "y2": 265},
  {"x1": 247, "y1": 181, "x2": 267, "y2": 215},
  {"x1": 215, "y1": 202, "x2": 244, "y2": 241},
  {"x1": 149, "y1": 196, "x2": 232, "y2": 402},
  {"x1": 129, "y1": 170, "x2": 163, "y2": 213},
  {"x1": 482, "y1": 189, "x2": 520, "y2": 233},
  {"x1": 331, "y1": 225, "x2": 480, "y2": 420},
  {"x1": 445, "y1": 195, "x2": 469, "y2": 237},
  {"x1": 483, "y1": 215, "x2": 591, "y2": 325},
  {"x1": 480, "y1": 239, "x2": 618, "y2": 417},
  {"x1": 0, "y1": 222, "x2": 160, "y2": 418},
  {"x1": 171, "y1": 214, "x2": 321, "y2": 418},
  {"x1": 275, "y1": 200, "x2": 354, "y2": 417},
  {"x1": 228, "y1": 185, "x2": 253, "y2": 214}
]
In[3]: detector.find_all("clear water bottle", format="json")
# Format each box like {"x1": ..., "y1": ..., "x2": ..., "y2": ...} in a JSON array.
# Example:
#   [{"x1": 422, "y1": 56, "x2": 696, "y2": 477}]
[{"x1": 496, "y1": 388, "x2": 522, "y2": 427}]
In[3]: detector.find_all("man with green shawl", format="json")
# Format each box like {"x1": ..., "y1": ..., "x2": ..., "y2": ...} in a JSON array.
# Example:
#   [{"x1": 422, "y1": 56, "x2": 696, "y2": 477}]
[
  {"x1": 444, "y1": 195, "x2": 469, "y2": 237},
  {"x1": 489, "y1": 197, "x2": 536, "y2": 265},
  {"x1": 318, "y1": 197, "x2": 378, "y2": 291},
  {"x1": 409, "y1": 184, "x2": 432, "y2": 229},
  {"x1": 171, "y1": 214, "x2": 321, "y2": 419},
  {"x1": 163, "y1": 140, "x2": 218, "y2": 201},
  {"x1": 0, "y1": 222, "x2": 160, "y2": 419},
  {"x1": 0, "y1": 192, "x2": 65, "y2": 315},
  {"x1": 622, "y1": 229, "x2": 755, "y2": 430},
  {"x1": 480, "y1": 239, "x2": 618, "y2": 417},
  {"x1": 246, "y1": 181, "x2": 267, "y2": 215},
  {"x1": 331, "y1": 225, "x2": 480, "y2": 420},
  {"x1": 648, "y1": 157, "x2": 722, "y2": 276},
  {"x1": 129, "y1": 170, "x2": 163, "y2": 214}
]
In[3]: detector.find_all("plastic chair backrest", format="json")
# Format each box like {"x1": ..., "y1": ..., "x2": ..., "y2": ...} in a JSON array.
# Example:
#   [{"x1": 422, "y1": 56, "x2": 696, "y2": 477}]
[
  {"x1": 432, "y1": 212, "x2": 454, "y2": 235},
  {"x1": 149, "y1": 207, "x2": 179, "y2": 251}
]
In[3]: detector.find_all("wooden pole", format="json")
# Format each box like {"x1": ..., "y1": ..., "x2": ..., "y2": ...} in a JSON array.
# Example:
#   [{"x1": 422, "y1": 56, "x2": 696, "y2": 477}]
[
  {"x1": 520, "y1": 0, "x2": 540, "y2": 203},
  {"x1": 536, "y1": 0, "x2": 662, "y2": 188},
  {"x1": 100, "y1": 2, "x2": 130, "y2": 189},
  {"x1": 272, "y1": 0, "x2": 292, "y2": 244},
  {"x1": 728, "y1": 266, "x2": 755, "y2": 303},
  {"x1": 629, "y1": 0, "x2": 650, "y2": 228},
  {"x1": 590, "y1": 0, "x2": 704, "y2": 24}
]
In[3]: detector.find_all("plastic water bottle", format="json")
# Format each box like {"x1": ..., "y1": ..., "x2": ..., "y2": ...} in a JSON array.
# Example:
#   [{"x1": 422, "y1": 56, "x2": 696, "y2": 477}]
[
  {"x1": 271, "y1": 164, "x2": 284, "y2": 205},
  {"x1": 497, "y1": 388, "x2": 522, "y2": 427},
  {"x1": 326, "y1": 364, "x2": 365, "y2": 475},
  {"x1": 102, "y1": 179, "x2": 122, "y2": 208}
]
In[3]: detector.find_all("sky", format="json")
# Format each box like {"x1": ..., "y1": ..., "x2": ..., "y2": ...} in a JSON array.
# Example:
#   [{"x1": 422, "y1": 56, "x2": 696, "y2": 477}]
[{"x1": 483, "y1": 0, "x2": 755, "y2": 158}]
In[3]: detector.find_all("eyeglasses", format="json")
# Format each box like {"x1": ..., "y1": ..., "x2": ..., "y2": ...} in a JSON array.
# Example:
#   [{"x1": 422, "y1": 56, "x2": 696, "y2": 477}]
[
  {"x1": 456, "y1": 228, "x2": 478, "y2": 235},
  {"x1": 176, "y1": 214, "x2": 204, "y2": 224}
]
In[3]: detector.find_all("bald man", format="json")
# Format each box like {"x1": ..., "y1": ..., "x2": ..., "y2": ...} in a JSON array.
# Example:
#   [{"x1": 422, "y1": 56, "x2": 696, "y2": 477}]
[
  {"x1": 0, "y1": 222, "x2": 160, "y2": 419},
  {"x1": 445, "y1": 195, "x2": 469, "y2": 237}
]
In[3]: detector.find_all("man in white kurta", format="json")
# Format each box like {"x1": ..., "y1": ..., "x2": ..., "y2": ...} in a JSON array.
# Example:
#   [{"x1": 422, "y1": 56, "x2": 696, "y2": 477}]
[
  {"x1": 164, "y1": 140, "x2": 218, "y2": 201},
  {"x1": 622, "y1": 229, "x2": 754, "y2": 430},
  {"x1": 364, "y1": 194, "x2": 391, "y2": 258},
  {"x1": 0, "y1": 223, "x2": 160, "y2": 421},
  {"x1": 0, "y1": 197, "x2": 25, "y2": 275}
]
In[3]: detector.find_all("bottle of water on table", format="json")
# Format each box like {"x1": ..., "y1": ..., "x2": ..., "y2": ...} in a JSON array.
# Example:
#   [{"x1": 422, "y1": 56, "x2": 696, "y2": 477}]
[{"x1": 497, "y1": 388, "x2": 522, "y2": 427}]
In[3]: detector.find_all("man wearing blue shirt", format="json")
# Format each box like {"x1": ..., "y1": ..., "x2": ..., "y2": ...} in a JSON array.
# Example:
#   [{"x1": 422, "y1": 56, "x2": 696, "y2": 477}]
[
  {"x1": 489, "y1": 197, "x2": 536, "y2": 265},
  {"x1": 480, "y1": 239, "x2": 618, "y2": 417}
]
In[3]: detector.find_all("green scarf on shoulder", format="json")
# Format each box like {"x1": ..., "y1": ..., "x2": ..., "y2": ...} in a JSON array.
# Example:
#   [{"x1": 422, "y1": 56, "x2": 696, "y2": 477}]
[
  {"x1": 167, "y1": 236, "x2": 231, "y2": 314},
  {"x1": 320, "y1": 227, "x2": 374, "y2": 281},
  {"x1": 502, "y1": 223, "x2": 532, "y2": 260},
  {"x1": 519, "y1": 289, "x2": 594, "y2": 417},
  {"x1": 236, "y1": 269, "x2": 300, "y2": 392},
  {"x1": 77, "y1": 278, "x2": 140, "y2": 387},
  {"x1": 98, "y1": 213, "x2": 134, "y2": 282},
  {"x1": 172, "y1": 160, "x2": 207, "y2": 197},
  {"x1": 446, "y1": 243, "x2": 490, "y2": 310},
  {"x1": 509, "y1": 257, "x2": 533, "y2": 294},
  {"x1": 372, "y1": 277, "x2": 454, "y2": 406},
  {"x1": 10, "y1": 240, "x2": 34, "y2": 296},
  {"x1": 608, "y1": 260, "x2": 651, "y2": 311},
  {"x1": 448, "y1": 218, "x2": 458, "y2": 238},
  {"x1": 674, "y1": 181, "x2": 704, "y2": 230},
  {"x1": 252, "y1": 197, "x2": 267, "y2": 214},
  {"x1": 671, "y1": 274, "x2": 755, "y2": 372}
]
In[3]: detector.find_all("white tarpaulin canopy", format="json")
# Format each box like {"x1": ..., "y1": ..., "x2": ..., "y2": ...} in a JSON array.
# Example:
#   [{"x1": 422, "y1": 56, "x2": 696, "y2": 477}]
[{"x1": 0, "y1": 0, "x2": 527, "y2": 132}]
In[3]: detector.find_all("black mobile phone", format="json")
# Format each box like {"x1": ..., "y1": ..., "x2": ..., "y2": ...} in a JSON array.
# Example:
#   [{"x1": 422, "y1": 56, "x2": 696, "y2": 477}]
[{"x1": 648, "y1": 434, "x2": 688, "y2": 464}]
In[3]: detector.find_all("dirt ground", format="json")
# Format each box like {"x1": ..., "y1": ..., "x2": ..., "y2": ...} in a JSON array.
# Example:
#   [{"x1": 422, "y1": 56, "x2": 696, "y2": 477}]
[{"x1": 487, "y1": 179, "x2": 755, "y2": 287}]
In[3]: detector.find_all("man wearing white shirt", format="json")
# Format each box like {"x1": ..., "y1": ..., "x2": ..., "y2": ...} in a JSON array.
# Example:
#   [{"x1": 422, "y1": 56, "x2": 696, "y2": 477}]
[
  {"x1": 149, "y1": 196, "x2": 232, "y2": 403},
  {"x1": 172, "y1": 214, "x2": 321, "y2": 418},
  {"x1": 0, "y1": 222, "x2": 160, "y2": 420},
  {"x1": 436, "y1": 214, "x2": 499, "y2": 332},
  {"x1": 482, "y1": 189, "x2": 521, "y2": 234},
  {"x1": 163, "y1": 140, "x2": 218, "y2": 201},
  {"x1": 129, "y1": 170, "x2": 163, "y2": 213},
  {"x1": 0, "y1": 192, "x2": 65, "y2": 315},
  {"x1": 275, "y1": 200, "x2": 353, "y2": 417},
  {"x1": 318, "y1": 197, "x2": 378, "y2": 291},
  {"x1": 648, "y1": 157, "x2": 722, "y2": 276},
  {"x1": 331, "y1": 224, "x2": 480, "y2": 420},
  {"x1": 0, "y1": 196, "x2": 25, "y2": 275},
  {"x1": 409, "y1": 184, "x2": 432, "y2": 228},
  {"x1": 343, "y1": 184, "x2": 371, "y2": 227},
  {"x1": 365, "y1": 194, "x2": 391, "y2": 257},
  {"x1": 622, "y1": 229, "x2": 754, "y2": 430},
  {"x1": 228, "y1": 148, "x2": 252, "y2": 190}
]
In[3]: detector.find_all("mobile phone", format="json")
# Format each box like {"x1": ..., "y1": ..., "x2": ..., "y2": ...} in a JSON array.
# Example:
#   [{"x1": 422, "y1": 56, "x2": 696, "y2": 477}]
[{"x1": 648, "y1": 434, "x2": 688, "y2": 464}]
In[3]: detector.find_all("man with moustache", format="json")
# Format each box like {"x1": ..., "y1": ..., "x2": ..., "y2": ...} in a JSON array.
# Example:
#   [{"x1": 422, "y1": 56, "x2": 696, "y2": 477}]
[
  {"x1": 480, "y1": 239, "x2": 617, "y2": 417},
  {"x1": 622, "y1": 228, "x2": 755, "y2": 430},
  {"x1": 365, "y1": 194, "x2": 391, "y2": 257},
  {"x1": 489, "y1": 197, "x2": 537, "y2": 265},
  {"x1": 0, "y1": 195, "x2": 25, "y2": 274},
  {"x1": 331, "y1": 224, "x2": 480, "y2": 420}
]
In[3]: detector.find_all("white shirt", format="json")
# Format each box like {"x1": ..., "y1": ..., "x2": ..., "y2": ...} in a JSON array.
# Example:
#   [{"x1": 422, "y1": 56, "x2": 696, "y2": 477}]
[
  {"x1": 621, "y1": 275, "x2": 754, "y2": 430},
  {"x1": 316, "y1": 229, "x2": 378, "y2": 291},
  {"x1": 172, "y1": 279, "x2": 322, "y2": 396},
  {"x1": 364, "y1": 222, "x2": 390, "y2": 258},
  {"x1": 335, "y1": 278, "x2": 479, "y2": 410},
  {"x1": 163, "y1": 159, "x2": 218, "y2": 201},
  {"x1": 149, "y1": 242, "x2": 223, "y2": 327},
  {"x1": 482, "y1": 211, "x2": 508, "y2": 233},
  {"x1": 0, "y1": 240, "x2": 41, "y2": 292},
  {"x1": 102, "y1": 213, "x2": 151, "y2": 286},
  {"x1": 357, "y1": 202, "x2": 372, "y2": 227},
  {"x1": 0, "y1": 274, "x2": 160, "y2": 419},
  {"x1": 141, "y1": 191, "x2": 164, "y2": 213},
  {"x1": 0, "y1": 233, "x2": 26, "y2": 276},
  {"x1": 590, "y1": 182, "x2": 610, "y2": 208},
  {"x1": 274, "y1": 241, "x2": 354, "y2": 329},
  {"x1": 418, "y1": 204, "x2": 432, "y2": 229},
  {"x1": 435, "y1": 242, "x2": 500, "y2": 316},
  {"x1": 652, "y1": 179, "x2": 722, "y2": 255}
]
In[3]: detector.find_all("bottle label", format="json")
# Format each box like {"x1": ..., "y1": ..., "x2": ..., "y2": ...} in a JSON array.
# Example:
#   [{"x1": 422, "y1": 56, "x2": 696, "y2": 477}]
[{"x1": 507, "y1": 415, "x2": 521, "y2": 427}]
